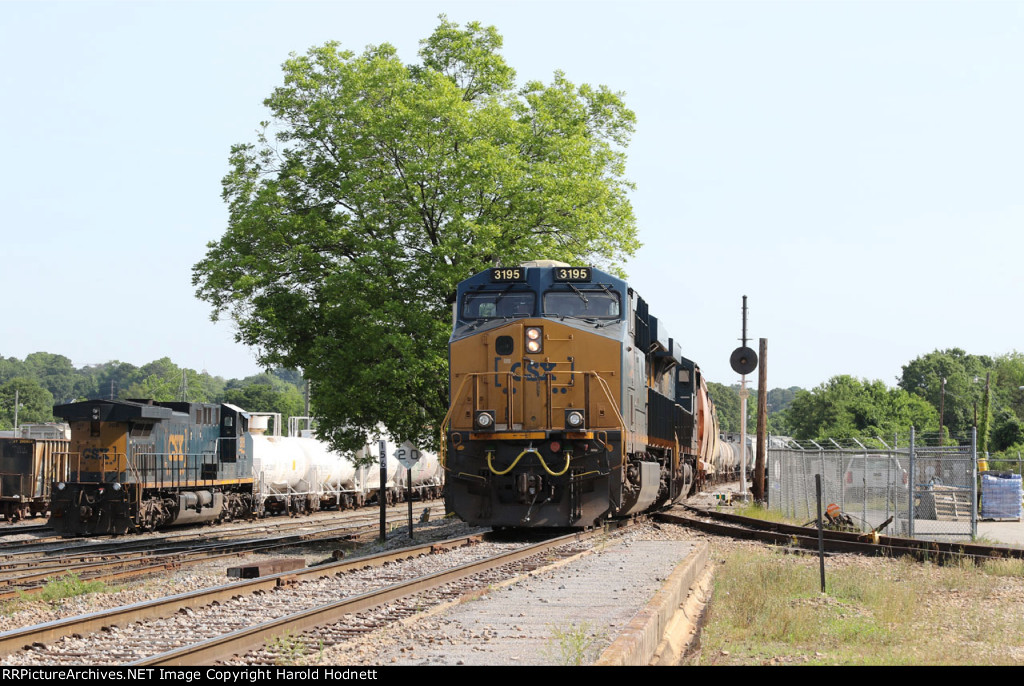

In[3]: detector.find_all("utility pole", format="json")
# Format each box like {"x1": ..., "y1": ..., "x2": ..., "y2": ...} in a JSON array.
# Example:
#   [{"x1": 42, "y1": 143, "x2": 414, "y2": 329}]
[
  {"x1": 939, "y1": 377, "x2": 946, "y2": 445},
  {"x1": 755, "y1": 337, "x2": 768, "y2": 502}
]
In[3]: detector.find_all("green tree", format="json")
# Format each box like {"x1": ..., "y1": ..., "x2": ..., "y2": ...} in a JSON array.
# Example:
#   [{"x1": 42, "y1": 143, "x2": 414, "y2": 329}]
[
  {"x1": 898, "y1": 348, "x2": 993, "y2": 437},
  {"x1": 0, "y1": 356, "x2": 28, "y2": 385},
  {"x1": 192, "y1": 17, "x2": 639, "y2": 450},
  {"x1": 22, "y1": 352, "x2": 78, "y2": 404},
  {"x1": 0, "y1": 377, "x2": 54, "y2": 429},
  {"x1": 120, "y1": 357, "x2": 224, "y2": 403},
  {"x1": 784, "y1": 375, "x2": 938, "y2": 442},
  {"x1": 223, "y1": 384, "x2": 305, "y2": 426}
]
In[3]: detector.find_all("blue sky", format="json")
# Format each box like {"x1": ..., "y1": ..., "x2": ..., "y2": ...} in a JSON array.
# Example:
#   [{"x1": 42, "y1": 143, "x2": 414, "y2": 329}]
[{"x1": 1, "y1": 1, "x2": 1021, "y2": 390}]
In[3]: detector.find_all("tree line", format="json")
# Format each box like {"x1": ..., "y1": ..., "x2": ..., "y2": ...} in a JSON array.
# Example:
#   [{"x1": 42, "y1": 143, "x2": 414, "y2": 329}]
[
  {"x1": 713, "y1": 348, "x2": 1024, "y2": 462},
  {"x1": 0, "y1": 352, "x2": 307, "y2": 430}
]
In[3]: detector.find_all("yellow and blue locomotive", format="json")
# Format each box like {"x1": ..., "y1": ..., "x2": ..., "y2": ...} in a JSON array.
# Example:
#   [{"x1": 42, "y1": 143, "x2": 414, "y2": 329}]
[
  {"x1": 442, "y1": 261, "x2": 720, "y2": 528},
  {"x1": 48, "y1": 399, "x2": 254, "y2": 535}
]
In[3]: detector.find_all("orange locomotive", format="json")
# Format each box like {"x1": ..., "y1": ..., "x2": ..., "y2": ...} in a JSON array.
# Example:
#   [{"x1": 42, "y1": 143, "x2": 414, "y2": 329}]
[{"x1": 442, "y1": 261, "x2": 721, "y2": 528}]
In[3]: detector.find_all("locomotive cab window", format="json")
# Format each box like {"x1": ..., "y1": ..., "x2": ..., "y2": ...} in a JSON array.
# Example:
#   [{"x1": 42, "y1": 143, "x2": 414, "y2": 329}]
[
  {"x1": 462, "y1": 291, "x2": 536, "y2": 319},
  {"x1": 543, "y1": 290, "x2": 621, "y2": 319}
]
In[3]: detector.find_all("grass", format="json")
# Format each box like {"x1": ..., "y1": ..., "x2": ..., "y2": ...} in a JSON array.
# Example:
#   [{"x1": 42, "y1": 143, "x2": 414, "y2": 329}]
[
  {"x1": 546, "y1": 621, "x2": 599, "y2": 665},
  {"x1": 29, "y1": 572, "x2": 112, "y2": 604},
  {"x1": 692, "y1": 545, "x2": 1024, "y2": 665},
  {"x1": 268, "y1": 631, "x2": 309, "y2": 666},
  {"x1": 1, "y1": 572, "x2": 116, "y2": 616},
  {"x1": 728, "y1": 502, "x2": 797, "y2": 524}
]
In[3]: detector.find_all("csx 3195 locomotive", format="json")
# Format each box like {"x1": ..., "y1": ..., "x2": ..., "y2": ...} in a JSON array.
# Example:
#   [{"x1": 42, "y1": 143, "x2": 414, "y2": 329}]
[{"x1": 442, "y1": 261, "x2": 721, "y2": 528}]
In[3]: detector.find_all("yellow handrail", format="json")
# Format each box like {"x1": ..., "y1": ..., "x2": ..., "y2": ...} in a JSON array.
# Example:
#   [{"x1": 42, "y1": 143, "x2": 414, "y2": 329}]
[{"x1": 440, "y1": 370, "x2": 627, "y2": 474}]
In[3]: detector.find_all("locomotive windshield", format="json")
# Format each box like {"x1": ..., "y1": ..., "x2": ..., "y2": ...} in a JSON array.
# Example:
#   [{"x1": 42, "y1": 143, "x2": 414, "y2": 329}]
[
  {"x1": 462, "y1": 291, "x2": 536, "y2": 319},
  {"x1": 543, "y1": 290, "x2": 621, "y2": 319}
]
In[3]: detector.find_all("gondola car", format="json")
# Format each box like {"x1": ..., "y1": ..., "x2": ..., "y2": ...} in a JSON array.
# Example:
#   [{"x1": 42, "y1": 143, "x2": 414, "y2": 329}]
[
  {"x1": 48, "y1": 399, "x2": 254, "y2": 535},
  {"x1": 441, "y1": 260, "x2": 720, "y2": 528}
]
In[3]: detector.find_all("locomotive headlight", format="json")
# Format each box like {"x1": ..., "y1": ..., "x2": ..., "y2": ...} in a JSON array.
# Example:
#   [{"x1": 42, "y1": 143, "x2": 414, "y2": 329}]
[
  {"x1": 474, "y1": 410, "x2": 496, "y2": 432},
  {"x1": 525, "y1": 327, "x2": 543, "y2": 354},
  {"x1": 565, "y1": 409, "x2": 586, "y2": 430},
  {"x1": 56, "y1": 482, "x2": 66, "y2": 491},
  {"x1": 112, "y1": 482, "x2": 122, "y2": 491}
]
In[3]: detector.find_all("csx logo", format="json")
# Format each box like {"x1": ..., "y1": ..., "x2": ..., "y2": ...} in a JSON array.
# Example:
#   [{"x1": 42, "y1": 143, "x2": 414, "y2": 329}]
[
  {"x1": 494, "y1": 358, "x2": 558, "y2": 385},
  {"x1": 168, "y1": 434, "x2": 185, "y2": 462}
]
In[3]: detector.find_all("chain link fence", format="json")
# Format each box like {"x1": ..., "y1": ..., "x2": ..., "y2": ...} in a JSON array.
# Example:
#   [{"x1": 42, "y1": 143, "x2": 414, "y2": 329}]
[{"x1": 767, "y1": 428, "x2": 978, "y2": 540}]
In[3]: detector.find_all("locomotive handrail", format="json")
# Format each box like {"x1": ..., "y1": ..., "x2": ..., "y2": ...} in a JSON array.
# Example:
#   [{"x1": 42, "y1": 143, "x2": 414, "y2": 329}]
[
  {"x1": 440, "y1": 369, "x2": 626, "y2": 469},
  {"x1": 53, "y1": 451, "x2": 130, "y2": 483}
]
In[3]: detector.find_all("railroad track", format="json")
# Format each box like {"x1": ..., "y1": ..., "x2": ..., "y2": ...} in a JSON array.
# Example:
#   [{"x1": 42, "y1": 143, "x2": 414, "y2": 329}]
[
  {"x1": 0, "y1": 520, "x2": 635, "y2": 665},
  {"x1": 0, "y1": 502, "x2": 445, "y2": 561},
  {"x1": 658, "y1": 504, "x2": 1024, "y2": 562},
  {"x1": 0, "y1": 503, "x2": 450, "y2": 600}
]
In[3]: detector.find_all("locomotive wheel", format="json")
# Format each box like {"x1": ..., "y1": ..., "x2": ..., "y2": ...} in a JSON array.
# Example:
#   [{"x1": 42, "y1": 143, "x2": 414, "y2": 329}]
[{"x1": 682, "y1": 462, "x2": 694, "y2": 497}]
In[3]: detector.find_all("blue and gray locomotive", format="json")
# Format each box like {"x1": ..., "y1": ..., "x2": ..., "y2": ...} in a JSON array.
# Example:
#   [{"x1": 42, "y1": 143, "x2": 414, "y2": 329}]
[
  {"x1": 442, "y1": 261, "x2": 721, "y2": 528},
  {"x1": 48, "y1": 399, "x2": 254, "y2": 535}
]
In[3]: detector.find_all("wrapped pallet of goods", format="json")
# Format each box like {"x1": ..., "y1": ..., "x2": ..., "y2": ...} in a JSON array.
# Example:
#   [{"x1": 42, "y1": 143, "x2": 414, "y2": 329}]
[{"x1": 980, "y1": 472, "x2": 1022, "y2": 521}]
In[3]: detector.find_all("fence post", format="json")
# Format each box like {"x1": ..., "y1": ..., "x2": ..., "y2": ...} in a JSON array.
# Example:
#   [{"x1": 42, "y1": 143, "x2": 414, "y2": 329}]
[
  {"x1": 909, "y1": 426, "x2": 916, "y2": 539},
  {"x1": 972, "y1": 426, "x2": 978, "y2": 540}
]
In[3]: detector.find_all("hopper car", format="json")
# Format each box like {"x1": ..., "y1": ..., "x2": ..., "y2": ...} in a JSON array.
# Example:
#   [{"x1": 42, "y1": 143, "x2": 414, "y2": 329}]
[{"x1": 0, "y1": 424, "x2": 70, "y2": 522}]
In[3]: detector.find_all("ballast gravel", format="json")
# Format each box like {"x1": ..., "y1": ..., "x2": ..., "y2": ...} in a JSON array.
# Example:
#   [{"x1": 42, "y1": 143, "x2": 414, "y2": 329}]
[{"x1": 311, "y1": 523, "x2": 700, "y2": 666}]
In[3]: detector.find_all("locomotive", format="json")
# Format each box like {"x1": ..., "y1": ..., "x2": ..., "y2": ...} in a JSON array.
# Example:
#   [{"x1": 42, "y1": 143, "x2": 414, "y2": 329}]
[
  {"x1": 48, "y1": 399, "x2": 255, "y2": 535},
  {"x1": 442, "y1": 260, "x2": 722, "y2": 528},
  {"x1": 46, "y1": 399, "x2": 443, "y2": 535}
]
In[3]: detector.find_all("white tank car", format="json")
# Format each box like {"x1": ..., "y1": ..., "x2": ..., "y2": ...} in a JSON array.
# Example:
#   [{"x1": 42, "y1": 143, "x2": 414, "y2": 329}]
[
  {"x1": 247, "y1": 413, "x2": 442, "y2": 511},
  {"x1": 300, "y1": 437, "x2": 367, "y2": 509},
  {"x1": 247, "y1": 413, "x2": 322, "y2": 513},
  {"x1": 715, "y1": 433, "x2": 754, "y2": 480}
]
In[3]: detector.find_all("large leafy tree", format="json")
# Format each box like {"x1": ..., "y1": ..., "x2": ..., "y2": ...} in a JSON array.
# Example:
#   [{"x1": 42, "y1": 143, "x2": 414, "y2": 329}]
[
  {"x1": 193, "y1": 18, "x2": 639, "y2": 450},
  {"x1": 898, "y1": 348, "x2": 993, "y2": 437},
  {"x1": 784, "y1": 375, "x2": 939, "y2": 442}
]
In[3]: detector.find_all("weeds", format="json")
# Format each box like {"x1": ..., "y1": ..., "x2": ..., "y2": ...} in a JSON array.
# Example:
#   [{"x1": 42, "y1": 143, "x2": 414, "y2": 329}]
[
  {"x1": 30, "y1": 573, "x2": 110, "y2": 604},
  {"x1": 269, "y1": 631, "x2": 308, "y2": 666},
  {"x1": 697, "y1": 544, "x2": 1024, "y2": 665},
  {"x1": 547, "y1": 621, "x2": 598, "y2": 665},
  {"x1": 730, "y1": 502, "x2": 793, "y2": 524}
]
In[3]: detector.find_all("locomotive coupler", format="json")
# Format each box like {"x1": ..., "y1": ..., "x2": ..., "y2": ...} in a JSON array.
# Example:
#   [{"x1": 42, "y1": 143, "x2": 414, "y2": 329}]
[{"x1": 515, "y1": 472, "x2": 545, "y2": 503}]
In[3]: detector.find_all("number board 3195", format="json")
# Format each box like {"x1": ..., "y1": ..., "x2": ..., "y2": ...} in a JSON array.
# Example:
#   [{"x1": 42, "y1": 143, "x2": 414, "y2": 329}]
[
  {"x1": 554, "y1": 267, "x2": 591, "y2": 283},
  {"x1": 490, "y1": 267, "x2": 525, "y2": 282}
]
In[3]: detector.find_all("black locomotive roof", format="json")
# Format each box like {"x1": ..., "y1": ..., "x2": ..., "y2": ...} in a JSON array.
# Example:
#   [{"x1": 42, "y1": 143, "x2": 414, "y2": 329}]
[{"x1": 53, "y1": 399, "x2": 174, "y2": 422}]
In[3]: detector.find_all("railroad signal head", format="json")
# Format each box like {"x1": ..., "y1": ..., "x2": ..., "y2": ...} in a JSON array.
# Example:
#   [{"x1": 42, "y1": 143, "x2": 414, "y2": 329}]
[{"x1": 730, "y1": 346, "x2": 758, "y2": 375}]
